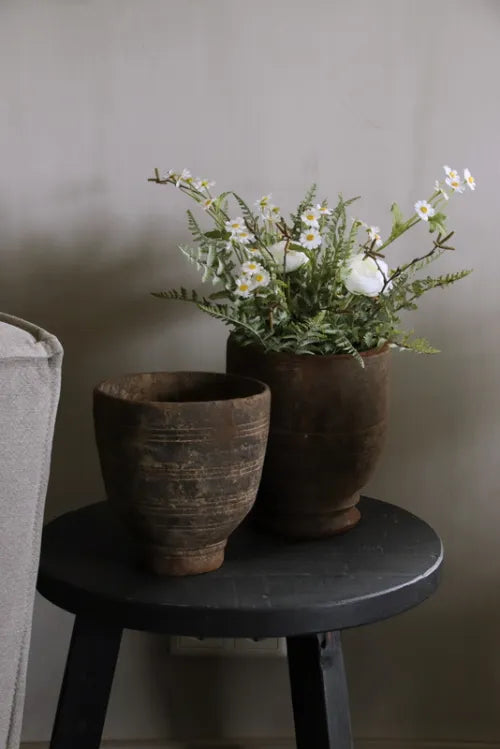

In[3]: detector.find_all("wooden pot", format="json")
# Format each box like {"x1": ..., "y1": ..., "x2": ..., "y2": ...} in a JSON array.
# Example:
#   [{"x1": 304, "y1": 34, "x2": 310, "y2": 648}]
[
  {"x1": 93, "y1": 371, "x2": 270, "y2": 575},
  {"x1": 226, "y1": 337, "x2": 389, "y2": 538}
]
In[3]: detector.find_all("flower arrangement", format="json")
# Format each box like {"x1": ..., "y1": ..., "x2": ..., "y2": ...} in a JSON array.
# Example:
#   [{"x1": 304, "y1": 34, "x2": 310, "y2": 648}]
[{"x1": 149, "y1": 165, "x2": 474, "y2": 364}]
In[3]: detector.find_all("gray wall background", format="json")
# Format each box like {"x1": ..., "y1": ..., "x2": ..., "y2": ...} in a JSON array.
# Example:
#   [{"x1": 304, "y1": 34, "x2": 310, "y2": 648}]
[{"x1": 1, "y1": 0, "x2": 499, "y2": 744}]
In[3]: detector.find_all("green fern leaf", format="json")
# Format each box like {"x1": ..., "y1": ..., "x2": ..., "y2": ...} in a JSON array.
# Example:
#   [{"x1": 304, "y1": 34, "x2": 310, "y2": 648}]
[{"x1": 229, "y1": 192, "x2": 258, "y2": 226}]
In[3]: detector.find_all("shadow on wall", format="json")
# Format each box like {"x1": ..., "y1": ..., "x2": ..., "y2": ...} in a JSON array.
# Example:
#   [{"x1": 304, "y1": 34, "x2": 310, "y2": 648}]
[
  {"x1": 159, "y1": 650, "x2": 292, "y2": 742},
  {"x1": 2, "y1": 223, "x2": 482, "y2": 525},
  {"x1": 368, "y1": 296, "x2": 490, "y2": 513},
  {"x1": 1, "y1": 224, "x2": 202, "y2": 518},
  {"x1": 344, "y1": 579, "x2": 500, "y2": 744}
]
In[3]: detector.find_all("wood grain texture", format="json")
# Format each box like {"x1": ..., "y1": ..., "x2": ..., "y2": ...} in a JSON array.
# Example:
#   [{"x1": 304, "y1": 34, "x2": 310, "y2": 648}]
[
  {"x1": 287, "y1": 632, "x2": 353, "y2": 748},
  {"x1": 48, "y1": 617, "x2": 122, "y2": 749},
  {"x1": 93, "y1": 372, "x2": 270, "y2": 575},
  {"x1": 37, "y1": 497, "x2": 442, "y2": 638}
]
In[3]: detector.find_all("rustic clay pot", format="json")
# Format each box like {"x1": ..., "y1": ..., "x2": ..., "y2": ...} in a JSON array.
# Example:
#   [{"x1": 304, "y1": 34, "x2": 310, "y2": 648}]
[
  {"x1": 226, "y1": 337, "x2": 389, "y2": 539},
  {"x1": 93, "y1": 371, "x2": 270, "y2": 575}
]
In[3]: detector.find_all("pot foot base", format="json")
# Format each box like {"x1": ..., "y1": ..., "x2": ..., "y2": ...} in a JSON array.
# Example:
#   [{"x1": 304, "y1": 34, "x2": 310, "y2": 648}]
[
  {"x1": 143, "y1": 540, "x2": 227, "y2": 576},
  {"x1": 258, "y1": 505, "x2": 361, "y2": 540}
]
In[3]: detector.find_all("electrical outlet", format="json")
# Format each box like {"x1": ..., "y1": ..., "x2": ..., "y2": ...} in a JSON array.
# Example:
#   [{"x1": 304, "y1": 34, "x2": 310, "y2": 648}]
[
  {"x1": 234, "y1": 637, "x2": 287, "y2": 656},
  {"x1": 170, "y1": 636, "x2": 287, "y2": 657}
]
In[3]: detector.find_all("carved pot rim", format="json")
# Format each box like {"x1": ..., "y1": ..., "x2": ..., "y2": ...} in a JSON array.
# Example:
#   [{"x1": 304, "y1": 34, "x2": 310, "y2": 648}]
[{"x1": 94, "y1": 370, "x2": 270, "y2": 408}]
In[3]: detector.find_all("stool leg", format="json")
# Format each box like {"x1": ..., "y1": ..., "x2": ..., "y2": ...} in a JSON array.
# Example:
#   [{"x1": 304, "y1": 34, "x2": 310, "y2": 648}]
[
  {"x1": 287, "y1": 631, "x2": 353, "y2": 749},
  {"x1": 49, "y1": 615, "x2": 122, "y2": 749}
]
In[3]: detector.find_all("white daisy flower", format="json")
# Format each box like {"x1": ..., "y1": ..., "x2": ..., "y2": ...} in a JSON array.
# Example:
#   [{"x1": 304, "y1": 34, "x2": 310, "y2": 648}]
[
  {"x1": 164, "y1": 169, "x2": 175, "y2": 180},
  {"x1": 234, "y1": 277, "x2": 253, "y2": 298},
  {"x1": 241, "y1": 260, "x2": 262, "y2": 276},
  {"x1": 225, "y1": 217, "x2": 246, "y2": 235},
  {"x1": 367, "y1": 226, "x2": 383, "y2": 248},
  {"x1": 464, "y1": 168, "x2": 476, "y2": 191},
  {"x1": 316, "y1": 203, "x2": 332, "y2": 216},
  {"x1": 252, "y1": 269, "x2": 270, "y2": 288},
  {"x1": 266, "y1": 204, "x2": 281, "y2": 222},
  {"x1": 299, "y1": 228, "x2": 322, "y2": 250},
  {"x1": 245, "y1": 246, "x2": 262, "y2": 258},
  {"x1": 445, "y1": 176, "x2": 465, "y2": 193},
  {"x1": 434, "y1": 180, "x2": 449, "y2": 201},
  {"x1": 235, "y1": 229, "x2": 255, "y2": 245},
  {"x1": 301, "y1": 207, "x2": 321, "y2": 228},
  {"x1": 342, "y1": 254, "x2": 392, "y2": 297},
  {"x1": 255, "y1": 194, "x2": 272, "y2": 212},
  {"x1": 194, "y1": 177, "x2": 215, "y2": 191},
  {"x1": 176, "y1": 168, "x2": 192, "y2": 187},
  {"x1": 414, "y1": 200, "x2": 435, "y2": 221},
  {"x1": 268, "y1": 241, "x2": 309, "y2": 273},
  {"x1": 202, "y1": 198, "x2": 214, "y2": 211},
  {"x1": 444, "y1": 165, "x2": 459, "y2": 181}
]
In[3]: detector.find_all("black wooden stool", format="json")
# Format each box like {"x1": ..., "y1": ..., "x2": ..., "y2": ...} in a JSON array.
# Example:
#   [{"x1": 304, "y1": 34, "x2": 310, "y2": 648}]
[{"x1": 37, "y1": 496, "x2": 443, "y2": 749}]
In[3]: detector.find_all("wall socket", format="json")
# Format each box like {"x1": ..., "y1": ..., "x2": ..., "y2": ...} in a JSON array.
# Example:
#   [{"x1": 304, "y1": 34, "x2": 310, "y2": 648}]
[{"x1": 170, "y1": 636, "x2": 287, "y2": 657}]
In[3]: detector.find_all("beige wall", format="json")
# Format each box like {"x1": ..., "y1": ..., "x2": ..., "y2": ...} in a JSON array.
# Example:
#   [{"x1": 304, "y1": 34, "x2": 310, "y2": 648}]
[{"x1": 1, "y1": 0, "x2": 499, "y2": 744}]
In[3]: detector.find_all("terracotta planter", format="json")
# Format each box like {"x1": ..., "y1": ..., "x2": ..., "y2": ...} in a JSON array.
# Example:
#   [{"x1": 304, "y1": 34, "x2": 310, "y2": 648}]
[
  {"x1": 93, "y1": 371, "x2": 270, "y2": 575},
  {"x1": 226, "y1": 337, "x2": 389, "y2": 538}
]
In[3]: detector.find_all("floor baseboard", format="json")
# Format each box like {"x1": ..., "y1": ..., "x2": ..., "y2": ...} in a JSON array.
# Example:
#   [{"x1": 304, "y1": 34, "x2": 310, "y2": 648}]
[{"x1": 20, "y1": 739, "x2": 500, "y2": 749}]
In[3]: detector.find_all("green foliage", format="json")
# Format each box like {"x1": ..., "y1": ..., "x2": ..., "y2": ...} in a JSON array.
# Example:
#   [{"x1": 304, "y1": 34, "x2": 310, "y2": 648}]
[
  {"x1": 152, "y1": 287, "x2": 206, "y2": 304},
  {"x1": 150, "y1": 170, "x2": 473, "y2": 363},
  {"x1": 186, "y1": 210, "x2": 205, "y2": 242},
  {"x1": 317, "y1": 195, "x2": 359, "y2": 304},
  {"x1": 428, "y1": 211, "x2": 448, "y2": 235},
  {"x1": 389, "y1": 202, "x2": 406, "y2": 240},
  {"x1": 230, "y1": 192, "x2": 258, "y2": 226},
  {"x1": 393, "y1": 332, "x2": 440, "y2": 355},
  {"x1": 408, "y1": 269, "x2": 472, "y2": 295},
  {"x1": 197, "y1": 301, "x2": 269, "y2": 347},
  {"x1": 289, "y1": 184, "x2": 318, "y2": 236},
  {"x1": 177, "y1": 240, "x2": 235, "y2": 286}
]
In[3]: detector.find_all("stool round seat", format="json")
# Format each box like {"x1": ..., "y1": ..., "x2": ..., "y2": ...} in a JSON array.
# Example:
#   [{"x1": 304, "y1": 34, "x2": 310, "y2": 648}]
[{"x1": 38, "y1": 497, "x2": 442, "y2": 639}]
